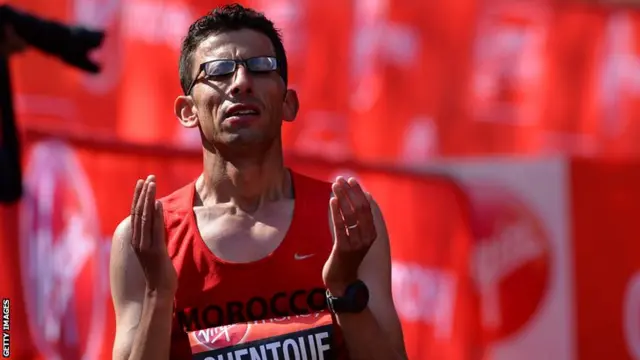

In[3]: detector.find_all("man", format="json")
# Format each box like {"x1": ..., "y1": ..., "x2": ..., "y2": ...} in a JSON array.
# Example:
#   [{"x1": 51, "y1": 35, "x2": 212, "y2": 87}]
[{"x1": 109, "y1": 4, "x2": 407, "y2": 359}]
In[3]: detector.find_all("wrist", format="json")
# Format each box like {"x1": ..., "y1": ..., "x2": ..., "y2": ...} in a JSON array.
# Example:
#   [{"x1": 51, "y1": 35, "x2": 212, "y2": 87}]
[
  {"x1": 325, "y1": 283, "x2": 346, "y2": 297},
  {"x1": 325, "y1": 277, "x2": 357, "y2": 297}
]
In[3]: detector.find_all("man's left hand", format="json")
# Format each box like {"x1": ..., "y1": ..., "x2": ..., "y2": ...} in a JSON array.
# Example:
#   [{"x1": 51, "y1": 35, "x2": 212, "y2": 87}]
[{"x1": 323, "y1": 176, "x2": 377, "y2": 296}]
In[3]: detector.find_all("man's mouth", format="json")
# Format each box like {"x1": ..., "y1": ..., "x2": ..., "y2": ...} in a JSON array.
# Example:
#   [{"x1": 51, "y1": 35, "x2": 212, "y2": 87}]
[
  {"x1": 225, "y1": 104, "x2": 261, "y2": 120},
  {"x1": 227, "y1": 109, "x2": 259, "y2": 117}
]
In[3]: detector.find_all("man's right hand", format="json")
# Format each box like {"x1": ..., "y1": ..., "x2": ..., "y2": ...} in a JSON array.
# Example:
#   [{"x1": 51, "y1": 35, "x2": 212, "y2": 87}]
[{"x1": 130, "y1": 175, "x2": 177, "y2": 298}]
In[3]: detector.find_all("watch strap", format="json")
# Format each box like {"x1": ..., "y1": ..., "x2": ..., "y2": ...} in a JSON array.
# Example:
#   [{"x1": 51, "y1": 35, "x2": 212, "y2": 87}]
[{"x1": 325, "y1": 280, "x2": 369, "y2": 314}]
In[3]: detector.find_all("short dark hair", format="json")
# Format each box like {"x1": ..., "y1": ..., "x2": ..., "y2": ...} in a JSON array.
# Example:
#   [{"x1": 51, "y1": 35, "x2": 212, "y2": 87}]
[{"x1": 178, "y1": 3, "x2": 288, "y2": 94}]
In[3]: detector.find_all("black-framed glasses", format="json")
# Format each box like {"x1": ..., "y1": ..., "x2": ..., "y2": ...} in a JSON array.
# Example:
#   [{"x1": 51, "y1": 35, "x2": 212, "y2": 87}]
[{"x1": 186, "y1": 56, "x2": 279, "y2": 94}]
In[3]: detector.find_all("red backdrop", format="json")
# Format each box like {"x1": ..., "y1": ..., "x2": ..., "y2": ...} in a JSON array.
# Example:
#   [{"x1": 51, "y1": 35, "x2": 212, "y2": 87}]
[
  {"x1": 8, "y1": 0, "x2": 640, "y2": 159},
  {"x1": 4, "y1": 0, "x2": 640, "y2": 359}
]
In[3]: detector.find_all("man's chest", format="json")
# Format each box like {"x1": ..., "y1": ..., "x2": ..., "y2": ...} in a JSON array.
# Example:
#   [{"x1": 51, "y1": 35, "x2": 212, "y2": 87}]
[
  {"x1": 193, "y1": 201, "x2": 295, "y2": 263},
  {"x1": 170, "y1": 201, "x2": 334, "y2": 332}
]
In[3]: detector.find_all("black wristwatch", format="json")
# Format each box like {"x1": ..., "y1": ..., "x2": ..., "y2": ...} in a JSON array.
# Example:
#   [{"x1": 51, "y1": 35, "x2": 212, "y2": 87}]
[{"x1": 326, "y1": 280, "x2": 369, "y2": 314}]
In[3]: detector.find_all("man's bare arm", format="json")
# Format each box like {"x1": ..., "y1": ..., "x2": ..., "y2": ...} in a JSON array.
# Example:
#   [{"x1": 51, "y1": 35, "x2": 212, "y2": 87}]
[
  {"x1": 111, "y1": 217, "x2": 174, "y2": 360},
  {"x1": 111, "y1": 177, "x2": 177, "y2": 360},
  {"x1": 111, "y1": 217, "x2": 142, "y2": 359},
  {"x1": 328, "y1": 195, "x2": 407, "y2": 360}
]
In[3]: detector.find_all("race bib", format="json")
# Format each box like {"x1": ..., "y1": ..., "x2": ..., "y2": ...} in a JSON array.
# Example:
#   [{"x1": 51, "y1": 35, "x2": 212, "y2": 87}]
[{"x1": 188, "y1": 311, "x2": 337, "y2": 360}]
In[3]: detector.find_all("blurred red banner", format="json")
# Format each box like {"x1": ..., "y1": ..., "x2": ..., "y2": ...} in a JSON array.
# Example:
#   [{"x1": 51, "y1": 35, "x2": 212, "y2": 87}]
[{"x1": 8, "y1": 0, "x2": 640, "y2": 160}]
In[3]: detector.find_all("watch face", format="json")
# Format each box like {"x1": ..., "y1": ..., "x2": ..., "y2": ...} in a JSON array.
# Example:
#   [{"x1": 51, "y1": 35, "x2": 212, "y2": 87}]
[{"x1": 350, "y1": 282, "x2": 369, "y2": 310}]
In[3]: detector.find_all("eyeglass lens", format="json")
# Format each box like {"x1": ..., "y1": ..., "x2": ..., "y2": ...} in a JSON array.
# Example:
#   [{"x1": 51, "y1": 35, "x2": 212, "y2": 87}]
[{"x1": 203, "y1": 57, "x2": 277, "y2": 76}]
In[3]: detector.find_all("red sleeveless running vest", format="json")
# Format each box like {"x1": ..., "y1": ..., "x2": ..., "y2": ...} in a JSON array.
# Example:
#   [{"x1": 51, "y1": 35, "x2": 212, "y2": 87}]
[{"x1": 160, "y1": 171, "x2": 340, "y2": 359}]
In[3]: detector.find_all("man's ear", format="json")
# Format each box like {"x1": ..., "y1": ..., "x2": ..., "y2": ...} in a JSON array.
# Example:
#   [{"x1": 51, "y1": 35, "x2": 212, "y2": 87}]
[
  {"x1": 174, "y1": 95, "x2": 199, "y2": 128},
  {"x1": 282, "y1": 89, "x2": 299, "y2": 122}
]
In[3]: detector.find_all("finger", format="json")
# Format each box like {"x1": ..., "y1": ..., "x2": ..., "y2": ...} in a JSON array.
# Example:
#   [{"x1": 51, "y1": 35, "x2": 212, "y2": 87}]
[
  {"x1": 141, "y1": 180, "x2": 156, "y2": 250},
  {"x1": 153, "y1": 200, "x2": 167, "y2": 250},
  {"x1": 332, "y1": 181, "x2": 358, "y2": 229},
  {"x1": 132, "y1": 180, "x2": 148, "y2": 251},
  {"x1": 130, "y1": 179, "x2": 144, "y2": 216},
  {"x1": 346, "y1": 178, "x2": 376, "y2": 240},
  {"x1": 330, "y1": 197, "x2": 349, "y2": 249},
  {"x1": 345, "y1": 178, "x2": 371, "y2": 216},
  {"x1": 335, "y1": 176, "x2": 350, "y2": 193}
]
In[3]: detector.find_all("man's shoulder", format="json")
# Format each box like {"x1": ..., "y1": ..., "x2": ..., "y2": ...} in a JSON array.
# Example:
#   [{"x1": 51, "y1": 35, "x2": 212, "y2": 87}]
[
  {"x1": 291, "y1": 171, "x2": 332, "y2": 195},
  {"x1": 158, "y1": 181, "x2": 196, "y2": 213}
]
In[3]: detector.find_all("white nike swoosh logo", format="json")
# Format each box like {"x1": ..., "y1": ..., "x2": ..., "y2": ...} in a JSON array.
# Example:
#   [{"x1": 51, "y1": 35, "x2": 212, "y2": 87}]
[{"x1": 294, "y1": 253, "x2": 315, "y2": 260}]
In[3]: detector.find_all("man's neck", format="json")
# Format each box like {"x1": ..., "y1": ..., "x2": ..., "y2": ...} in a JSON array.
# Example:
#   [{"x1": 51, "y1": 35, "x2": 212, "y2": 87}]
[{"x1": 196, "y1": 142, "x2": 292, "y2": 212}]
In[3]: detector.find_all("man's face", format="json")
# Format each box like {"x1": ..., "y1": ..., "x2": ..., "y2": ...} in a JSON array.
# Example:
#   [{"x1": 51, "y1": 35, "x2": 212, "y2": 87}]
[{"x1": 188, "y1": 29, "x2": 289, "y2": 151}]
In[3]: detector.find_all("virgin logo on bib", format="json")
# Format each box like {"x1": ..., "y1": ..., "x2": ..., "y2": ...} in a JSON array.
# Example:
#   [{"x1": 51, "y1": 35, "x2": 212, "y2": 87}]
[{"x1": 188, "y1": 311, "x2": 338, "y2": 360}]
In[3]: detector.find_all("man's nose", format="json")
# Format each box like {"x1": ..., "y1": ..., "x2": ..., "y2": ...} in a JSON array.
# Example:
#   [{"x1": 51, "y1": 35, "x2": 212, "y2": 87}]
[{"x1": 229, "y1": 65, "x2": 253, "y2": 95}]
